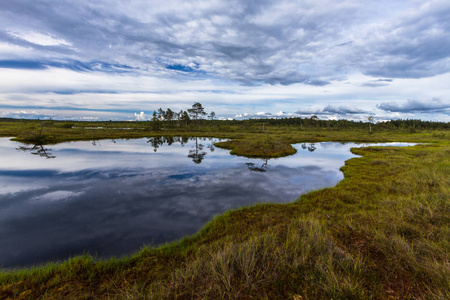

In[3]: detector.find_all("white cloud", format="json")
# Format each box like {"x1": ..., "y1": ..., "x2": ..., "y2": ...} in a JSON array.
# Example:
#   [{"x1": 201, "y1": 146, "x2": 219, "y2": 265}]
[
  {"x1": 134, "y1": 111, "x2": 148, "y2": 121},
  {"x1": 378, "y1": 98, "x2": 450, "y2": 113},
  {"x1": 33, "y1": 190, "x2": 83, "y2": 202},
  {"x1": 0, "y1": 1, "x2": 448, "y2": 122},
  {"x1": 8, "y1": 31, "x2": 73, "y2": 47}
]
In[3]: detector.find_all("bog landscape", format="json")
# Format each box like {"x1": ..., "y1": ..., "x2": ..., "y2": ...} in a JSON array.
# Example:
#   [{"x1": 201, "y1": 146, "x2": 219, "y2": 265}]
[
  {"x1": 0, "y1": 112, "x2": 448, "y2": 299},
  {"x1": 1, "y1": 1, "x2": 450, "y2": 299}
]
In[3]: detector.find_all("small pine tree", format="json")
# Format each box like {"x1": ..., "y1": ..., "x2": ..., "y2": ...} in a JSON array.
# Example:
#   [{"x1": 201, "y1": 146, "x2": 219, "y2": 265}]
[{"x1": 188, "y1": 102, "x2": 207, "y2": 131}]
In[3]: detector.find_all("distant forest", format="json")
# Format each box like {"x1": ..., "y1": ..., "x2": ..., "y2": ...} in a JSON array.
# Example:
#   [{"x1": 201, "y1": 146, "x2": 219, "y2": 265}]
[
  {"x1": 1, "y1": 102, "x2": 449, "y2": 131},
  {"x1": 1, "y1": 116, "x2": 449, "y2": 131},
  {"x1": 239, "y1": 117, "x2": 450, "y2": 130}
]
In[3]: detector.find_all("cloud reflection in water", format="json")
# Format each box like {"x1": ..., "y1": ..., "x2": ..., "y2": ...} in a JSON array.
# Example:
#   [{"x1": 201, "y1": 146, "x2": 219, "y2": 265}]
[{"x1": 0, "y1": 138, "x2": 401, "y2": 268}]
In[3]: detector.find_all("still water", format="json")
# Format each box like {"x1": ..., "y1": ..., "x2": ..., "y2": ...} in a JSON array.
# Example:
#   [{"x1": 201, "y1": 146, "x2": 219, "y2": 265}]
[{"x1": 0, "y1": 137, "x2": 412, "y2": 268}]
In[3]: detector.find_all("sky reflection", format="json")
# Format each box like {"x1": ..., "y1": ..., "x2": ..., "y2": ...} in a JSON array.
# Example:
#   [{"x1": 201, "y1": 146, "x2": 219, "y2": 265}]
[{"x1": 0, "y1": 137, "x2": 413, "y2": 268}]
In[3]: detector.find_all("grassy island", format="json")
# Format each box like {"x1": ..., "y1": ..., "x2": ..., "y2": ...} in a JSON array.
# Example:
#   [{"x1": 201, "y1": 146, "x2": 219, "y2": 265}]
[{"x1": 0, "y1": 118, "x2": 448, "y2": 299}]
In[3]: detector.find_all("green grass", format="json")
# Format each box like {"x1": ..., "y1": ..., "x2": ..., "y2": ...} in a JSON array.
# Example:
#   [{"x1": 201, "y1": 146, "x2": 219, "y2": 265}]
[
  {"x1": 1, "y1": 118, "x2": 447, "y2": 158},
  {"x1": 0, "y1": 120, "x2": 449, "y2": 299}
]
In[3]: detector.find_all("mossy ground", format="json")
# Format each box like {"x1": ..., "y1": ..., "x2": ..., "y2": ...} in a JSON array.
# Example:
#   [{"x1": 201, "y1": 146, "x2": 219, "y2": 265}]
[
  {"x1": 1, "y1": 118, "x2": 447, "y2": 157},
  {"x1": 0, "y1": 120, "x2": 448, "y2": 299}
]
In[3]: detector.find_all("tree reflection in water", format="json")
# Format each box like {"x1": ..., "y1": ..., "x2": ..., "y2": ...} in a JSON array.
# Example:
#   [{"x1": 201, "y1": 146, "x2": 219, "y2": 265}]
[
  {"x1": 147, "y1": 136, "x2": 164, "y2": 152},
  {"x1": 188, "y1": 137, "x2": 207, "y2": 164},
  {"x1": 147, "y1": 136, "x2": 190, "y2": 153},
  {"x1": 148, "y1": 136, "x2": 214, "y2": 164},
  {"x1": 3, "y1": 137, "x2": 385, "y2": 268},
  {"x1": 16, "y1": 144, "x2": 56, "y2": 159},
  {"x1": 246, "y1": 158, "x2": 269, "y2": 172},
  {"x1": 301, "y1": 143, "x2": 316, "y2": 152},
  {"x1": 207, "y1": 138, "x2": 216, "y2": 152}
]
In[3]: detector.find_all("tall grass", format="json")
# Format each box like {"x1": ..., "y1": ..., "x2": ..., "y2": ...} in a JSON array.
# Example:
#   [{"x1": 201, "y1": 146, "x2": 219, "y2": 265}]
[{"x1": 121, "y1": 216, "x2": 368, "y2": 299}]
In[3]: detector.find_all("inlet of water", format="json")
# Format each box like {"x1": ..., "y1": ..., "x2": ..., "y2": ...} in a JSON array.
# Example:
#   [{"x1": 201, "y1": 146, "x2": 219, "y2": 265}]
[{"x1": 0, "y1": 137, "x2": 414, "y2": 268}]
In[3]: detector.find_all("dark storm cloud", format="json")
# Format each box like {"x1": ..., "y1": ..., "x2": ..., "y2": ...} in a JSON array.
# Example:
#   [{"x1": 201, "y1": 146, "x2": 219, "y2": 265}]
[
  {"x1": 0, "y1": 0, "x2": 449, "y2": 86},
  {"x1": 377, "y1": 99, "x2": 450, "y2": 113}
]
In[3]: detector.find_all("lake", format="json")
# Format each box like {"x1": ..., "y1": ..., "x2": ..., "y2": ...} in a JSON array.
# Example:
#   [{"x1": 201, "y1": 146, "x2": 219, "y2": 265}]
[{"x1": 0, "y1": 137, "x2": 413, "y2": 268}]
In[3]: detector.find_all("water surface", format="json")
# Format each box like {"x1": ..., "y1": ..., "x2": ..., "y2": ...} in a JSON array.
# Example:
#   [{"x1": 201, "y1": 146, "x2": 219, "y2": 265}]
[{"x1": 0, "y1": 137, "x2": 412, "y2": 268}]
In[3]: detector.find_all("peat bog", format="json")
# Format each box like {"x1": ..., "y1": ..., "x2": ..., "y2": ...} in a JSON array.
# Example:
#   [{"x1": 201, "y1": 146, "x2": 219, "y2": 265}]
[{"x1": 0, "y1": 137, "x2": 412, "y2": 268}]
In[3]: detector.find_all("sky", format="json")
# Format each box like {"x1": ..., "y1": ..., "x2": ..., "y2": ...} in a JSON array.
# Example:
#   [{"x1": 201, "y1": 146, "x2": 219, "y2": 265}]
[{"x1": 0, "y1": 0, "x2": 449, "y2": 122}]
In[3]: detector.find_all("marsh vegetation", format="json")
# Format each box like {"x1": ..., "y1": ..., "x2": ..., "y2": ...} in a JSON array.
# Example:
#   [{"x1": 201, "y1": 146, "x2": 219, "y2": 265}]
[
  {"x1": 1, "y1": 138, "x2": 369, "y2": 269},
  {"x1": 0, "y1": 117, "x2": 448, "y2": 299}
]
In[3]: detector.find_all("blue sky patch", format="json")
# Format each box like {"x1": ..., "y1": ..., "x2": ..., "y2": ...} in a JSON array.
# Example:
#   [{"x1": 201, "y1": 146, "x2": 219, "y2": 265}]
[
  {"x1": 0, "y1": 60, "x2": 47, "y2": 70},
  {"x1": 166, "y1": 64, "x2": 196, "y2": 72}
]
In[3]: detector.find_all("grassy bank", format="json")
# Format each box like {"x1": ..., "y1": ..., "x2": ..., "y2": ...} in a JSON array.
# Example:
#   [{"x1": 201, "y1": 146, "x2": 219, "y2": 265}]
[
  {"x1": 1, "y1": 118, "x2": 448, "y2": 157},
  {"x1": 0, "y1": 120, "x2": 449, "y2": 299}
]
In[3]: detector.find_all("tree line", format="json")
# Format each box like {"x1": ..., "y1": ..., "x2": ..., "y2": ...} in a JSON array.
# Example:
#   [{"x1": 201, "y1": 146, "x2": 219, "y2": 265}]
[
  {"x1": 138, "y1": 102, "x2": 449, "y2": 131},
  {"x1": 1, "y1": 102, "x2": 448, "y2": 132},
  {"x1": 221, "y1": 116, "x2": 450, "y2": 131},
  {"x1": 148, "y1": 102, "x2": 215, "y2": 130}
]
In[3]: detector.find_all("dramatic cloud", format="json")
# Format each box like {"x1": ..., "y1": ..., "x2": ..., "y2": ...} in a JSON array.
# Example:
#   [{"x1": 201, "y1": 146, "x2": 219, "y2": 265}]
[
  {"x1": 358, "y1": 1, "x2": 450, "y2": 79},
  {"x1": 0, "y1": 0, "x2": 449, "y2": 121},
  {"x1": 2, "y1": 0, "x2": 449, "y2": 84},
  {"x1": 378, "y1": 99, "x2": 450, "y2": 113}
]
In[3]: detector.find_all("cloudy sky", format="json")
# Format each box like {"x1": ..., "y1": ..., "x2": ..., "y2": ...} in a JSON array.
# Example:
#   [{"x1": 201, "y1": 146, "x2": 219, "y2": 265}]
[{"x1": 0, "y1": 0, "x2": 449, "y2": 121}]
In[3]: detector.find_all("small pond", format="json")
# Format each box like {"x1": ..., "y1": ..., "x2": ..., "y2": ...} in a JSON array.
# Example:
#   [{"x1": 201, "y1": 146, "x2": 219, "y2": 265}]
[{"x1": 0, "y1": 137, "x2": 413, "y2": 268}]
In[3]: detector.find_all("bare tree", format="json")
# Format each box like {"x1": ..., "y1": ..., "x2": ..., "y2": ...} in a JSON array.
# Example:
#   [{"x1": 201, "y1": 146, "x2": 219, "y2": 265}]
[
  {"x1": 368, "y1": 116, "x2": 374, "y2": 132},
  {"x1": 17, "y1": 144, "x2": 56, "y2": 159}
]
